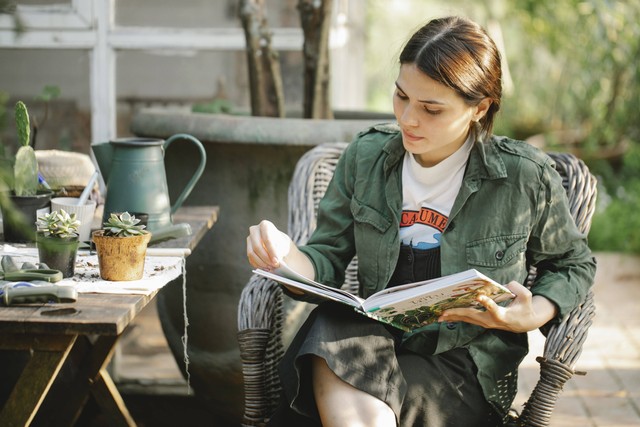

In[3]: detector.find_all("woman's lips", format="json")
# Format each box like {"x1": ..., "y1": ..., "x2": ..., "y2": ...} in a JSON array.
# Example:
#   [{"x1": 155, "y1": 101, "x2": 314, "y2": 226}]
[{"x1": 402, "y1": 129, "x2": 422, "y2": 142}]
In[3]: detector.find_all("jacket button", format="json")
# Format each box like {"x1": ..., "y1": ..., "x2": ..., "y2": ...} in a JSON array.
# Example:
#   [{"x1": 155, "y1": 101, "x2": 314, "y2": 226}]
[
  {"x1": 495, "y1": 250, "x2": 505, "y2": 260},
  {"x1": 446, "y1": 321, "x2": 457, "y2": 330}
]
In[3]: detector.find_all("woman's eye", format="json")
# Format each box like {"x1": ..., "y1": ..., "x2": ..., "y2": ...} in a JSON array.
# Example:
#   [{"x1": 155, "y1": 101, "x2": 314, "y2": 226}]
[
  {"x1": 424, "y1": 107, "x2": 442, "y2": 115},
  {"x1": 395, "y1": 90, "x2": 408, "y2": 100},
  {"x1": 395, "y1": 90, "x2": 441, "y2": 115}
]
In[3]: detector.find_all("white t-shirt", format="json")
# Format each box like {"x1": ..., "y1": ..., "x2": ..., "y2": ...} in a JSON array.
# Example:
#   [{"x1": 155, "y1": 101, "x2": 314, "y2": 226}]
[{"x1": 399, "y1": 136, "x2": 473, "y2": 249}]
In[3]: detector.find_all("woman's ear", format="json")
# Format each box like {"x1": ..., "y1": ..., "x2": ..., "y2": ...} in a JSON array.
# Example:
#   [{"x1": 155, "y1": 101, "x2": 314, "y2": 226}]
[{"x1": 473, "y1": 98, "x2": 492, "y2": 122}]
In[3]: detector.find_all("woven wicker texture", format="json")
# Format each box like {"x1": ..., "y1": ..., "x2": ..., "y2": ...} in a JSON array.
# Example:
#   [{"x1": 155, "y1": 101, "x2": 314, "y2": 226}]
[{"x1": 237, "y1": 144, "x2": 597, "y2": 427}]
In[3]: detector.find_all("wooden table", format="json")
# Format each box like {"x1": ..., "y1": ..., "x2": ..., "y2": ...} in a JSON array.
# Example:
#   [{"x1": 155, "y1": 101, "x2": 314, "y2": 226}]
[{"x1": 0, "y1": 205, "x2": 218, "y2": 427}]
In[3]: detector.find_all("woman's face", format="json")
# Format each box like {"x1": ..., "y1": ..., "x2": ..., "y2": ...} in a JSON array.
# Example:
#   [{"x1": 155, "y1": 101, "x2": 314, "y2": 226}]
[{"x1": 393, "y1": 63, "x2": 489, "y2": 167}]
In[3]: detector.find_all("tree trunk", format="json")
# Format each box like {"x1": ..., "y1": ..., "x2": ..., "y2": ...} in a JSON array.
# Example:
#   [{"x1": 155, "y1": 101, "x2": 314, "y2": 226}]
[
  {"x1": 238, "y1": 0, "x2": 285, "y2": 117},
  {"x1": 298, "y1": 0, "x2": 333, "y2": 119}
]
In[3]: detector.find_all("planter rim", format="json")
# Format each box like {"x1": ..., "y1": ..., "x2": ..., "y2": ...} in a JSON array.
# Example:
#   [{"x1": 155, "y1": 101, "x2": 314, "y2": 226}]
[
  {"x1": 92, "y1": 229, "x2": 151, "y2": 239},
  {"x1": 7, "y1": 189, "x2": 54, "y2": 199},
  {"x1": 130, "y1": 109, "x2": 387, "y2": 147},
  {"x1": 37, "y1": 234, "x2": 79, "y2": 243}
]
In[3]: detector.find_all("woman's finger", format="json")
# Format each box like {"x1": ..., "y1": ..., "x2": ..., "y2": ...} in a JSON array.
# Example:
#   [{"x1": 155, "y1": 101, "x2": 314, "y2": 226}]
[
  {"x1": 258, "y1": 220, "x2": 292, "y2": 266},
  {"x1": 505, "y1": 281, "x2": 531, "y2": 301},
  {"x1": 247, "y1": 224, "x2": 276, "y2": 268},
  {"x1": 246, "y1": 235, "x2": 268, "y2": 269},
  {"x1": 258, "y1": 221, "x2": 280, "y2": 265}
]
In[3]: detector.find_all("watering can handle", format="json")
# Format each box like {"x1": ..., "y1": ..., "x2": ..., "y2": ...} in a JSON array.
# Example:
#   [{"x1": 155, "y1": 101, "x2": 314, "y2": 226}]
[{"x1": 164, "y1": 133, "x2": 207, "y2": 216}]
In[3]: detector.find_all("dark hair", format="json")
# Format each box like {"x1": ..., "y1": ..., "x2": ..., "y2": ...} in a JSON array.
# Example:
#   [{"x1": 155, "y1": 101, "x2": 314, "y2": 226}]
[{"x1": 399, "y1": 16, "x2": 502, "y2": 138}]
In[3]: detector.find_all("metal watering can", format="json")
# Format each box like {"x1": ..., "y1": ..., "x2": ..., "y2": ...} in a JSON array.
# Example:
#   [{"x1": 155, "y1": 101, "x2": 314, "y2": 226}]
[{"x1": 92, "y1": 133, "x2": 206, "y2": 236}]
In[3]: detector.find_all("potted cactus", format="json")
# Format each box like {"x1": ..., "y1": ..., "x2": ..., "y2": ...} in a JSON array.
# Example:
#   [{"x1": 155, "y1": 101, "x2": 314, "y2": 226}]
[
  {"x1": 35, "y1": 209, "x2": 81, "y2": 277},
  {"x1": 1, "y1": 101, "x2": 53, "y2": 242},
  {"x1": 91, "y1": 212, "x2": 152, "y2": 281}
]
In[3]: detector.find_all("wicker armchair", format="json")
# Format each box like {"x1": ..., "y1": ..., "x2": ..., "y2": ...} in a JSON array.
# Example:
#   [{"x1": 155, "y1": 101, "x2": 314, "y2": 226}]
[{"x1": 237, "y1": 143, "x2": 597, "y2": 427}]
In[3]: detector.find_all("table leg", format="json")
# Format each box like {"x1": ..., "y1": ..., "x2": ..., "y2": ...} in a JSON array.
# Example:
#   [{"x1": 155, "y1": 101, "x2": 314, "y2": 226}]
[
  {"x1": 47, "y1": 334, "x2": 136, "y2": 426},
  {"x1": 0, "y1": 335, "x2": 76, "y2": 427},
  {"x1": 91, "y1": 367, "x2": 136, "y2": 426}
]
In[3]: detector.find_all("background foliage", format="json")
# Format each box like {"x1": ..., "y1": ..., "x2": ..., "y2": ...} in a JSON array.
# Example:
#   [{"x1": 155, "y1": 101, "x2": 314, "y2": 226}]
[
  {"x1": 1, "y1": 0, "x2": 638, "y2": 252},
  {"x1": 365, "y1": 0, "x2": 640, "y2": 253}
]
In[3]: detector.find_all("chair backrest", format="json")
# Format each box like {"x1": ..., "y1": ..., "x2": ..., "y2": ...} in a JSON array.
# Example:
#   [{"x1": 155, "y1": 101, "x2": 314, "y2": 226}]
[
  {"x1": 287, "y1": 142, "x2": 348, "y2": 245},
  {"x1": 285, "y1": 146, "x2": 597, "y2": 300},
  {"x1": 546, "y1": 152, "x2": 597, "y2": 235},
  {"x1": 240, "y1": 143, "x2": 598, "y2": 427},
  {"x1": 287, "y1": 142, "x2": 359, "y2": 294}
]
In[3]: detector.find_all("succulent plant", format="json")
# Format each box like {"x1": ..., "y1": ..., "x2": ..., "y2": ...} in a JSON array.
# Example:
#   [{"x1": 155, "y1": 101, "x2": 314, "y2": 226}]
[
  {"x1": 13, "y1": 101, "x2": 38, "y2": 196},
  {"x1": 36, "y1": 209, "x2": 80, "y2": 239},
  {"x1": 103, "y1": 212, "x2": 149, "y2": 237}
]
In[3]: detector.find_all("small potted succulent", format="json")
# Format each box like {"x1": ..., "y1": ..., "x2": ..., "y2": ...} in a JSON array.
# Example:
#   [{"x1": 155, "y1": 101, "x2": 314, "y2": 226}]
[
  {"x1": 35, "y1": 209, "x2": 81, "y2": 277},
  {"x1": 91, "y1": 212, "x2": 152, "y2": 281},
  {"x1": 1, "y1": 101, "x2": 53, "y2": 242}
]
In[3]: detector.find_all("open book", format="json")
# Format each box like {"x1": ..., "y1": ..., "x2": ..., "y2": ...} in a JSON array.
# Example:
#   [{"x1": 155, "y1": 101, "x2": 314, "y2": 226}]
[{"x1": 253, "y1": 264, "x2": 515, "y2": 332}]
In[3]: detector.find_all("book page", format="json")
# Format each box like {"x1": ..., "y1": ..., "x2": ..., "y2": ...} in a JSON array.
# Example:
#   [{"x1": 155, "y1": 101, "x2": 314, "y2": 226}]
[
  {"x1": 253, "y1": 267, "x2": 365, "y2": 308},
  {"x1": 363, "y1": 269, "x2": 511, "y2": 309},
  {"x1": 362, "y1": 269, "x2": 514, "y2": 331},
  {"x1": 275, "y1": 261, "x2": 325, "y2": 287}
]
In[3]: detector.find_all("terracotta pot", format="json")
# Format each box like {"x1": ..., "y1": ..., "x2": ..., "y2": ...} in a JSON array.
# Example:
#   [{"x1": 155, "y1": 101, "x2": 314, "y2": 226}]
[
  {"x1": 36, "y1": 234, "x2": 80, "y2": 278},
  {"x1": 92, "y1": 230, "x2": 152, "y2": 281}
]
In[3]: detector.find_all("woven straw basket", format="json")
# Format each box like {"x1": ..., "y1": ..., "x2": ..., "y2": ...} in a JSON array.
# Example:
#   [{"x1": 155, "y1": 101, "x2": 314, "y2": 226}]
[{"x1": 36, "y1": 150, "x2": 96, "y2": 189}]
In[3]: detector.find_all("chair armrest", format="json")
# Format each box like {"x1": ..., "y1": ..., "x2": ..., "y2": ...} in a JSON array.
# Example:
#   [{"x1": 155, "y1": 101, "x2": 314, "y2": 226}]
[
  {"x1": 238, "y1": 274, "x2": 285, "y2": 427},
  {"x1": 516, "y1": 289, "x2": 596, "y2": 426}
]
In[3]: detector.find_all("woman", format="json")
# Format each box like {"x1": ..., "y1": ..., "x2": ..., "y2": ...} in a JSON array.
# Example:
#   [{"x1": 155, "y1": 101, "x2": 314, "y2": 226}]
[{"x1": 247, "y1": 16, "x2": 595, "y2": 427}]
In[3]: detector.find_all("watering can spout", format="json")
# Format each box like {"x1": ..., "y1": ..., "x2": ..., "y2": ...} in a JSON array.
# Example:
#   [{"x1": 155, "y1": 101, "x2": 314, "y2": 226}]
[{"x1": 91, "y1": 141, "x2": 114, "y2": 182}]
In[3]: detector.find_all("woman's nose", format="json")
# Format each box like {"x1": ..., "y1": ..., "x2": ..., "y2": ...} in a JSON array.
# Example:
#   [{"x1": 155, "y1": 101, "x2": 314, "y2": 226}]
[{"x1": 399, "y1": 104, "x2": 419, "y2": 127}]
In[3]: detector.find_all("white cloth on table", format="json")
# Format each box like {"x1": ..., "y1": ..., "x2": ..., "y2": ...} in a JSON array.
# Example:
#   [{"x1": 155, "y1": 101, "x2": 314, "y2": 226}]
[{"x1": 1, "y1": 244, "x2": 183, "y2": 295}]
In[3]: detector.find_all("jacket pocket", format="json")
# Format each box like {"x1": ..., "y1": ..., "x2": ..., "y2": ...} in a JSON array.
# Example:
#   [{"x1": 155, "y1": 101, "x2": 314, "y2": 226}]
[
  {"x1": 350, "y1": 198, "x2": 392, "y2": 233},
  {"x1": 466, "y1": 234, "x2": 528, "y2": 268},
  {"x1": 350, "y1": 198, "x2": 392, "y2": 290}
]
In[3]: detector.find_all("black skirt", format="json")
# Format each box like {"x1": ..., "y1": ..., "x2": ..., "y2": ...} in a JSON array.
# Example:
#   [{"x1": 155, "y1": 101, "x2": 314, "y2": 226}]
[
  {"x1": 271, "y1": 302, "x2": 501, "y2": 427},
  {"x1": 269, "y1": 245, "x2": 502, "y2": 426}
]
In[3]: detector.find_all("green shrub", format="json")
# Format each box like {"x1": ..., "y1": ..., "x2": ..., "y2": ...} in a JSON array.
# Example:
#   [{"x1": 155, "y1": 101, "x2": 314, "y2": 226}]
[
  {"x1": 587, "y1": 146, "x2": 640, "y2": 253},
  {"x1": 589, "y1": 181, "x2": 640, "y2": 253}
]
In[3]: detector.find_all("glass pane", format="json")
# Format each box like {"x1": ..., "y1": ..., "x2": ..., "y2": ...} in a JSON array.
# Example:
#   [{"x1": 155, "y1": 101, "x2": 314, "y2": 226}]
[
  {"x1": 114, "y1": 0, "x2": 299, "y2": 29},
  {"x1": 16, "y1": 0, "x2": 72, "y2": 5},
  {"x1": 115, "y1": 49, "x2": 304, "y2": 136},
  {"x1": 0, "y1": 49, "x2": 91, "y2": 155}
]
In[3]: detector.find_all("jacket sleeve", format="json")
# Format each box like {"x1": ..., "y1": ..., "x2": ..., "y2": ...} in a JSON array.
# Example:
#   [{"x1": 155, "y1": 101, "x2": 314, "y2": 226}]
[
  {"x1": 297, "y1": 141, "x2": 359, "y2": 289},
  {"x1": 527, "y1": 158, "x2": 597, "y2": 322}
]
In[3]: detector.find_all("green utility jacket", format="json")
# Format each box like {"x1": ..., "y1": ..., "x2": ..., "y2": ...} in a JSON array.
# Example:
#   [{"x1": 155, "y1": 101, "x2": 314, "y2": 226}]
[{"x1": 298, "y1": 123, "x2": 596, "y2": 415}]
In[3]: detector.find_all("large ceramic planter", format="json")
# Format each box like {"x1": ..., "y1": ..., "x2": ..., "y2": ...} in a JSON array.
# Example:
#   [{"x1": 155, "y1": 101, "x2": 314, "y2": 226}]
[
  {"x1": 1, "y1": 190, "x2": 53, "y2": 243},
  {"x1": 92, "y1": 230, "x2": 152, "y2": 281},
  {"x1": 130, "y1": 110, "x2": 387, "y2": 422},
  {"x1": 36, "y1": 234, "x2": 79, "y2": 278}
]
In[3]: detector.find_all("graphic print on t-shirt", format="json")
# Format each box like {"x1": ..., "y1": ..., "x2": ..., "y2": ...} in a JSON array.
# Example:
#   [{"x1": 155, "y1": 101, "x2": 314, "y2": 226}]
[
  {"x1": 400, "y1": 206, "x2": 448, "y2": 250},
  {"x1": 399, "y1": 133, "x2": 472, "y2": 251}
]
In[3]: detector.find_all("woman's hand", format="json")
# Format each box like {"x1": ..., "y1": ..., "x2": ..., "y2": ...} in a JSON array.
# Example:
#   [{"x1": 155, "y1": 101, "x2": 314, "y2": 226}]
[
  {"x1": 438, "y1": 281, "x2": 558, "y2": 333},
  {"x1": 246, "y1": 220, "x2": 294, "y2": 270},
  {"x1": 246, "y1": 220, "x2": 315, "y2": 295}
]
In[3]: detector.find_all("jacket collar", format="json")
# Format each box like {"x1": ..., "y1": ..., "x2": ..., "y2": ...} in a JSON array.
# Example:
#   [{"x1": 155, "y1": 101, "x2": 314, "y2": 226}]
[
  {"x1": 466, "y1": 136, "x2": 508, "y2": 182},
  {"x1": 382, "y1": 129, "x2": 405, "y2": 174},
  {"x1": 382, "y1": 128, "x2": 508, "y2": 182}
]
